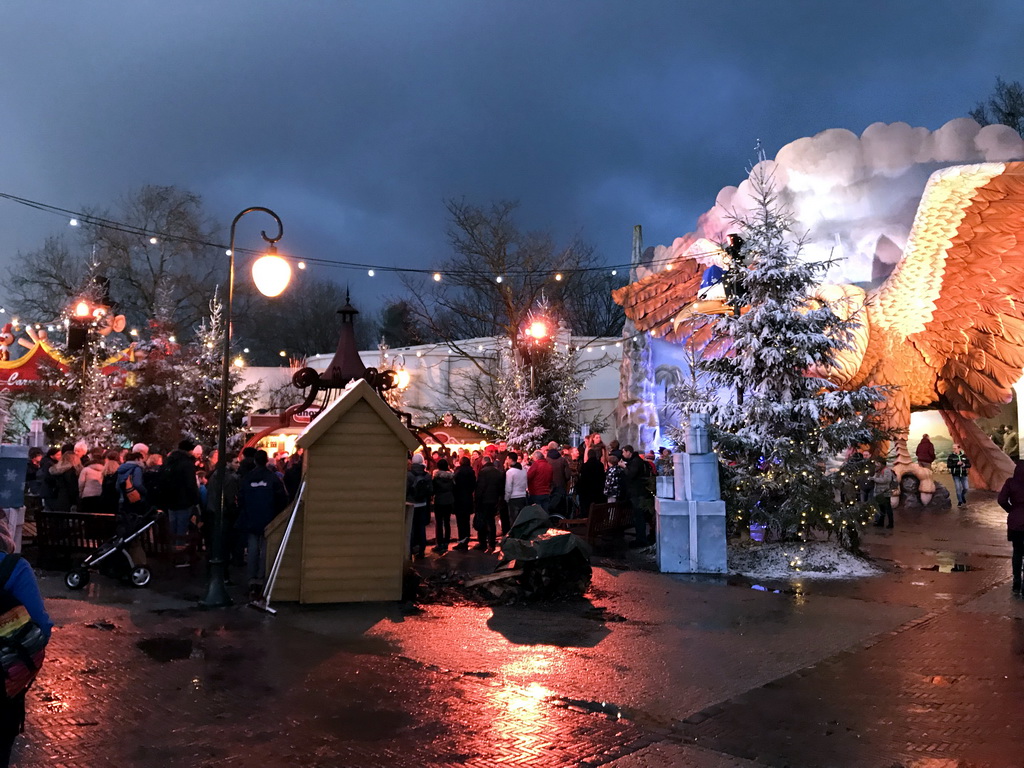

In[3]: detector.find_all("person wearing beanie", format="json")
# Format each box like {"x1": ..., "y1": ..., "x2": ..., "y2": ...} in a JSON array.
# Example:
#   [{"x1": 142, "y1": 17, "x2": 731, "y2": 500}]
[
  {"x1": 431, "y1": 458, "x2": 456, "y2": 553},
  {"x1": 132, "y1": 443, "x2": 149, "y2": 461},
  {"x1": 406, "y1": 453, "x2": 432, "y2": 559}
]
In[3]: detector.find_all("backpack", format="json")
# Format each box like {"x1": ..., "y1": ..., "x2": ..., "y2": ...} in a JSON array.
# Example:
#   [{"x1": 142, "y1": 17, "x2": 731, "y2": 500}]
[
  {"x1": 0, "y1": 555, "x2": 47, "y2": 698},
  {"x1": 121, "y1": 473, "x2": 142, "y2": 504}
]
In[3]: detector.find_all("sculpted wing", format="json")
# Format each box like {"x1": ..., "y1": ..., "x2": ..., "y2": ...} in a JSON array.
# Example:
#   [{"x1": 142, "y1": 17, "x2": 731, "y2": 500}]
[{"x1": 873, "y1": 162, "x2": 1024, "y2": 417}]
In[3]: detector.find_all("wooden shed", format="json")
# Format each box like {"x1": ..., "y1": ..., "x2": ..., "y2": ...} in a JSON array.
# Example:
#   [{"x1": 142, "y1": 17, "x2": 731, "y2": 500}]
[{"x1": 264, "y1": 379, "x2": 419, "y2": 603}]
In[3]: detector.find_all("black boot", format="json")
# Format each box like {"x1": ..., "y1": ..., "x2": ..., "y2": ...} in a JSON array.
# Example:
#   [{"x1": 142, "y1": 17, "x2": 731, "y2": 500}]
[{"x1": 1013, "y1": 577, "x2": 1021, "y2": 594}]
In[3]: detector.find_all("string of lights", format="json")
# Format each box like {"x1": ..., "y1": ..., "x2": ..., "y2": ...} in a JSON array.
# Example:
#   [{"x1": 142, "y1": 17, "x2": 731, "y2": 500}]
[{"x1": 0, "y1": 190, "x2": 723, "y2": 280}]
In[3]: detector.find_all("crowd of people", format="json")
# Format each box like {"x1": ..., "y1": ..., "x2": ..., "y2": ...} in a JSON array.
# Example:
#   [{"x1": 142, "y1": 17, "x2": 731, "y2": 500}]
[
  {"x1": 404, "y1": 433, "x2": 661, "y2": 558},
  {"x1": 24, "y1": 440, "x2": 303, "y2": 601}
]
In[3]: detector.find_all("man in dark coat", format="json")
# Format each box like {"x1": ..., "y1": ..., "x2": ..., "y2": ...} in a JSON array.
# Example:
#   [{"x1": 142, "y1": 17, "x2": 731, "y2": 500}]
[
  {"x1": 237, "y1": 450, "x2": 289, "y2": 600},
  {"x1": 452, "y1": 457, "x2": 477, "y2": 551},
  {"x1": 474, "y1": 456, "x2": 504, "y2": 552},
  {"x1": 622, "y1": 445, "x2": 654, "y2": 547},
  {"x1": 406, "y1": 454, "x2": 432, "y2": 559},
  {"x1": 161, "y1": 440, "x2": 201, "y2": 556}
]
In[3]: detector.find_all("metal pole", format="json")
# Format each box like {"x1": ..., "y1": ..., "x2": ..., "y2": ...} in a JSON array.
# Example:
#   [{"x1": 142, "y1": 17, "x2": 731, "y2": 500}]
[{"x1": 201, "y1": 207, "x2": 283, "y2": 608}]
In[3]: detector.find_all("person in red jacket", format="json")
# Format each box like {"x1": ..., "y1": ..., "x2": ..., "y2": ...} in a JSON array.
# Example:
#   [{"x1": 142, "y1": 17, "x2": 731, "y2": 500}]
[
  {"x1": 915, "y1": 434, "x2": 936, "y2": 470},
  {"x1": 526, "y1": 450, "x2": 553, "y2": 511}
]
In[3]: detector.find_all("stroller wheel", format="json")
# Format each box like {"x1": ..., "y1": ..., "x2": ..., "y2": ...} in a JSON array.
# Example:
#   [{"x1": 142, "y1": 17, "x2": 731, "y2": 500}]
[
  {"x1": 130, "y1": 566, "x2": 152, "y2": 588},
  {"x1": 65, "y1": 568, "x2": 89, "y2": 590}
]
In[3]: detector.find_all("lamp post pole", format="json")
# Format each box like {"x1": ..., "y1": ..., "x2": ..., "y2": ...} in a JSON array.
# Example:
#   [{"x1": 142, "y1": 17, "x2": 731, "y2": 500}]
[{"x1": 202, "y1": 206, "x2": 283, "y2": 608}]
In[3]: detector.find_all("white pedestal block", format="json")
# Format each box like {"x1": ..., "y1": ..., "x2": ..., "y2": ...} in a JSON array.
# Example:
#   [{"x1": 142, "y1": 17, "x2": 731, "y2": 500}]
[{"x1": 656, "y1": 497, "x2": 727, "y2": 573}]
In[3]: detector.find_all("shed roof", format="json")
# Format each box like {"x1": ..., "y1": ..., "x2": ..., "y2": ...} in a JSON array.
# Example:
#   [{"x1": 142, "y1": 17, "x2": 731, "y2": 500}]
[{"x1": 296, "y1": 378, "x2": 420, "y2": 451}]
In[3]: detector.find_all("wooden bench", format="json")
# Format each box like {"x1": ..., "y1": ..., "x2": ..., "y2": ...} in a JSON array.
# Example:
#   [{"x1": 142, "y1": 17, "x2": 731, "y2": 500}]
[
  {"x1": 561, "y1": 502, "x2": 631, "y2": 547},
  {"x1": 34, "y1": 510, "x2": 173, "y2": 569}
]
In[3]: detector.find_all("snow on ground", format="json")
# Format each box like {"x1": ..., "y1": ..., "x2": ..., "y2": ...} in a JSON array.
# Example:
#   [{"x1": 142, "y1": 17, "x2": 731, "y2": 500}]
[{"x1": 728, "y1": 540, "x2": 883, "y2": 580}]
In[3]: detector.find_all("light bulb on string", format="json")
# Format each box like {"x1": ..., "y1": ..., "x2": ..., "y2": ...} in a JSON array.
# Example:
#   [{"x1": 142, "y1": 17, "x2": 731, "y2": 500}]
[{"x1": 433, "y1": 272, "x2": 442, "y2": 282}]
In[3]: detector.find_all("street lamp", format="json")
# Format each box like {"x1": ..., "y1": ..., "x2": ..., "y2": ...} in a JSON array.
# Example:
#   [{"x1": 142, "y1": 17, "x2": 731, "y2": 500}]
[{"x1": 202, "y1": 207, "x2": 287, "y2": 608}]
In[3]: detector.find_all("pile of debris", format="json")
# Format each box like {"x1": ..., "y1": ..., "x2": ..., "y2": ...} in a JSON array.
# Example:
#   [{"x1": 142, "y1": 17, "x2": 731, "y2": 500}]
[{"x1": 463, "y1": 506, "x2": 593, "y2": 604}]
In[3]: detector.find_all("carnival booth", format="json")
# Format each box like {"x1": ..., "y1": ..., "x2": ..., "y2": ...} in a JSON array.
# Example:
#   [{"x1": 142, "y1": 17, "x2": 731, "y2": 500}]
[
  {"x1": 264, "y1": 379, "x2": 418, "y2": 603},
  {"x1": 417, "y1": 412, "x2": 498, "y2": 454}
]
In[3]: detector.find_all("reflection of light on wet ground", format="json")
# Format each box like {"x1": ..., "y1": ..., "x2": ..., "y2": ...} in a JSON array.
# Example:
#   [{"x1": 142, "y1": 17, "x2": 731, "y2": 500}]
[{"x1": 480, "y1": 681, "x2": 553, "y2": 756}]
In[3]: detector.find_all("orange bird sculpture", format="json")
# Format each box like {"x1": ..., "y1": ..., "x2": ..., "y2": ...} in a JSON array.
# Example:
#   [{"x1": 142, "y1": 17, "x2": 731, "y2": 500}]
[{"x1": 614, "y1": 162, "x2": 1024, "y2": 490}]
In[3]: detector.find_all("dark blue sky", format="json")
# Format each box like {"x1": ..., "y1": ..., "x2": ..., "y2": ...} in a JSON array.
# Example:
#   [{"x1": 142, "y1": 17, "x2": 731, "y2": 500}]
[{"x1": 1, "y1": 1, "x2": 1022, "y2": 308}]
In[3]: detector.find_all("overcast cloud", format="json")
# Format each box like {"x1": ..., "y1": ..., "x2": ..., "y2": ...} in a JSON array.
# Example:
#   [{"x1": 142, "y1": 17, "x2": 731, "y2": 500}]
[{"x1": 1, "y1": 1, "x2": 1022, "y2": 311}]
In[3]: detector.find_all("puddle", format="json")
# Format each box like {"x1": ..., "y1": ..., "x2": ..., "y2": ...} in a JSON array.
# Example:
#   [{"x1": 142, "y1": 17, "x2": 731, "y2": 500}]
[
  {"x1": 552, "y1": 696, "x2": 627, "y2": 720},
  {"x1": 919, "y1": 564, "x2": 974, "y2": 573},
  {"x1": 137, "y1": 636, "x2": 194, "y2": 662},
  {"x1": 727, "y1": 579, "x2": 803, "y2": 597}
]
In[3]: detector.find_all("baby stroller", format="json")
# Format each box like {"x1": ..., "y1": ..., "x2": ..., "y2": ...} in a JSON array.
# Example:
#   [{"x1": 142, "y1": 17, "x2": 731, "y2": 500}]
[{"x1": 64, "y1": 508, "x2": 163, "y2": 590}]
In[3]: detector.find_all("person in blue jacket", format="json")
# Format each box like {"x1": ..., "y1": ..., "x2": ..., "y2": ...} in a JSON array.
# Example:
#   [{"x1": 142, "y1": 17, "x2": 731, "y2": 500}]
[
  {"x1": 237, "y1": 450, "x2": 289, "y2": 602},
  {"x1": 0, "y1": 522, "x2": 51, "y2": 766}
]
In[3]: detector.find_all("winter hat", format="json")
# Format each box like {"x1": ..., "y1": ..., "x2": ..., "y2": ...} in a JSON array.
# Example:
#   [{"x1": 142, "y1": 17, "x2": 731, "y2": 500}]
[
  {"x1": 411, "y1": 454, "x2": 425, "y2": 465},
  {"x1": 546, "y1": 448, "x2": 561, "y2": 460},
  {"x1": 132, "y1": 443, "x2": 149, "y2": 456},
  {"x1": 609, "y1": 450, "x2": 623, "y2": 461},
  {"x1": 191, "y1": 445, "x2": 204, "y2": 458},
  {"x1": 178, "y1": 439, "x2": 197, "y2": 452},
  {"x1": 437, "y1": 459, "x2": 449, "y2": 471}
]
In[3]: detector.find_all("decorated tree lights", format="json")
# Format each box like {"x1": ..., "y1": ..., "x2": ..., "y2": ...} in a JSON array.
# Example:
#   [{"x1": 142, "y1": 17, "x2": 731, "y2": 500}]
[
  {"x1": 699, "y1": 166, "x2": 889, "y2": 549},
  {"x1": 496, "y1": 301, "x2": 583, "y2": 452}
]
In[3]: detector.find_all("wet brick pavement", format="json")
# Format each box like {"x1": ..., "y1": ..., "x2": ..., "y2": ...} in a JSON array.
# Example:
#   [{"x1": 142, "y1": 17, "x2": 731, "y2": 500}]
[
  {"x1": 19, "y1": 603, "x2": 653, "y2": 768},
  {"x1": 9, "y1": 477, "x2": 1022, "y2": 767}
]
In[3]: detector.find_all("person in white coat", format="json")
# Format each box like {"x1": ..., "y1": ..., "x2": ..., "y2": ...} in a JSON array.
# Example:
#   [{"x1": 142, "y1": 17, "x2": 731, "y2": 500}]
[{"x1": 504, "y1": 452, "x2": 529, "y2": 526}]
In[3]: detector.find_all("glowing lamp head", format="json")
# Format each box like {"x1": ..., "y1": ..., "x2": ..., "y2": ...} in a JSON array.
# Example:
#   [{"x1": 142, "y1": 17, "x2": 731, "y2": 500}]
[
  {"x1": 73, "y1": 301, "x2": 91, "y2": 319},
  {"x1": 251, "y1": 247, "x2": 292, "y2": 297},
  {"x1": 395, "y1": 369, "x2": 411, "y2": 389},
  {"x1": 526, "y1": 320, "x2": 549, "y2": 340}
]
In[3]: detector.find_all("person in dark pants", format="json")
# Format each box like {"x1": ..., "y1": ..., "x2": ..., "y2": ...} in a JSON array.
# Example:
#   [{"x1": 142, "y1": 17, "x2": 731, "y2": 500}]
[
  {"x1": 406, "y1": 454, "x2": 432, "y2": 559},
  {"x1": 871, "y1": 459, "x2": 897, "y2": 529},
  {"x1": 577, "y1": 448, "x2": 606, "y2": 519},
  {"x1": 622, "y1": 445, "x2": 653, "y2": 547},
  {"x1": 474, "y1": 456, "x2": 504, "y2": 552},
  {"x1": 237, "y1": 450, "x2": 289, "y2": 601},
  {"x1": 452, "y1": 457, "x2": 476, "y2": 551},
  {"x1": 0, "y1": 523, "x2": 51, "y2": 767},
  {"x1": 947, "y1": 444, "x2": 971, "y2": 507},
  {"x1": 997, "y1": 461, "x2": 1024, "y2": 594},
  {"x1": 431, "y1": 459, "x2": 456, "y2": 553}
]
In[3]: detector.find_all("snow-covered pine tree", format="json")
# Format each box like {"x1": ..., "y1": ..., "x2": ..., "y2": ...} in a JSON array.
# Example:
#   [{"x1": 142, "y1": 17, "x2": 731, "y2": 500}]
[
  {"x1": 179, "y1": 292, "x2": 259, "y2": 450},
  {"x1": 496, "y1": 347, "x2": 547, "y2": 453},
  {"x1": 77, "y1": 336, "x2": 124, "y2": 447},
  {"x1": 701, "y1": 163, "x2": 889, "y2": 548}
]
